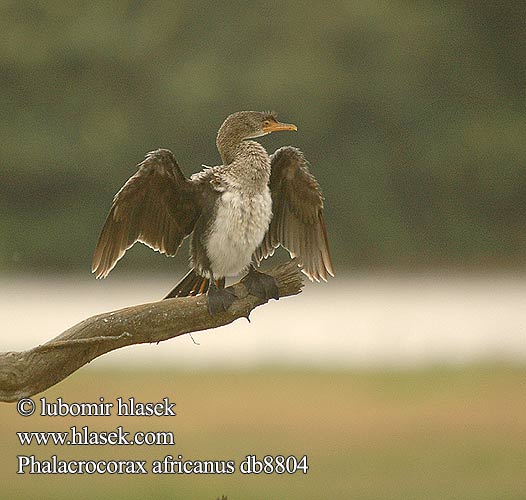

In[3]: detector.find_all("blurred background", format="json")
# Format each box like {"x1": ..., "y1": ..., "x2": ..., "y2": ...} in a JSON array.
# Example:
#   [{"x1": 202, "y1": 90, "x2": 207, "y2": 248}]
[{"x1": 1, "y1": 1, "x2": 525, "y2": 499}]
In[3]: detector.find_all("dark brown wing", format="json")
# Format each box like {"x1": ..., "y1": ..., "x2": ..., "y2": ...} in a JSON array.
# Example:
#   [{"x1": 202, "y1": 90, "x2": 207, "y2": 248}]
[
  {"x1": 91, "y1": 149, "x2": 201, "y2": 278},
  {"x1": 255, "y1": 146, "x2": 334, "y2": 281}
]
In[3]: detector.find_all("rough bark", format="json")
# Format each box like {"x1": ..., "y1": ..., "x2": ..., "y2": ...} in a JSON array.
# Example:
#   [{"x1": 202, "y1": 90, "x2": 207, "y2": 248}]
[{"x1": 0, "y1": 261, "x2": 303, "y2": 402}]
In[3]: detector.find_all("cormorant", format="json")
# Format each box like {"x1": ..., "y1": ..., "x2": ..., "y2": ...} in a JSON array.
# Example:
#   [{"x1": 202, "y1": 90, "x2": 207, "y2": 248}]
[{"x1": 92, "y1": 111, "x2": 334, "y2": 314}]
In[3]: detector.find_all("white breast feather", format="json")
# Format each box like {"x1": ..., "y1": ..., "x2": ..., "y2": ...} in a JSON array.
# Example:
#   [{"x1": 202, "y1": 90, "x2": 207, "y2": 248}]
[{"x1": 207, "y1": 188, "x2": 272, "y2": 278}]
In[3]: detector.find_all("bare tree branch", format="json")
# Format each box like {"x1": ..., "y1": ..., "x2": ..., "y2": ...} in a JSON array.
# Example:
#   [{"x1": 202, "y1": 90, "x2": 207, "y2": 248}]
[{"x1": 0, "y1": 261, "x2": 303, "y2": 402}]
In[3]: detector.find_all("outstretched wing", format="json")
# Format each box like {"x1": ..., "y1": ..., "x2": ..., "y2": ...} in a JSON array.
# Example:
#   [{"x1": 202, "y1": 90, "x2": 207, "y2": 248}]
[
  {"x1": 92, "y1": 149, "x2": 201, "y2": 278},
  {"x1": 255, "y1": 146, "x2": 334, "y2": 281}
]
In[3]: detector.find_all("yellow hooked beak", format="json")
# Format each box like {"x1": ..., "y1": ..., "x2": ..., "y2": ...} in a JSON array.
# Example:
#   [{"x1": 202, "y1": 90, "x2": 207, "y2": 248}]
[{"x1": 262, "y1": 120, "x2": 298, "y2": 133}]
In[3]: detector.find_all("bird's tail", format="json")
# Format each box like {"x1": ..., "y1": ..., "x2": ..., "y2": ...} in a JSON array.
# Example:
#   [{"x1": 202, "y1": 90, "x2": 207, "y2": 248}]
[
  {"x1": 164, "y1": 269, "x2": 227, "y2": 299},
  {"x1": 164, "y1": 269, "x2": 209, "y2": 299}
]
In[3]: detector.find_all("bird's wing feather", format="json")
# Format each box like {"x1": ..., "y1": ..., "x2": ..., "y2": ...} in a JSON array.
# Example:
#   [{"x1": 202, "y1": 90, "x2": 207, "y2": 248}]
[
  {"x1": 91, "y1": 149, "x2": 201, "y2": 278},
  {"x1": 254, "y1": 146, "x2": 334, "y2": 281}
]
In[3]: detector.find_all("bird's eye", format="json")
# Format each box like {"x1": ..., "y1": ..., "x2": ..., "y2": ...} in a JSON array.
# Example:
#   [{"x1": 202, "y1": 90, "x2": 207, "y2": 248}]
[{"x1": 263, "y1": 120, "x2": 271, "y2": 127}]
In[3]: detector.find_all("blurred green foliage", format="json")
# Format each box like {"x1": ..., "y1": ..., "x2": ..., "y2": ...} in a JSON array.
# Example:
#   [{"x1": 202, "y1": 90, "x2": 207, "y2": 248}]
[{"x1": 1, "y1": 1, "x2": 525, "y2": 273}]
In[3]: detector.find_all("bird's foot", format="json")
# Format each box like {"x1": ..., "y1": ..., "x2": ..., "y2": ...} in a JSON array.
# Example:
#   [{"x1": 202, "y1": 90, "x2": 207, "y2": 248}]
[
  {"x1": 207, "y1": 286, "x2": 237, "y2": 315},
  {"x1": 243, "y1": 268, "x2": 280, "y2": 302}
]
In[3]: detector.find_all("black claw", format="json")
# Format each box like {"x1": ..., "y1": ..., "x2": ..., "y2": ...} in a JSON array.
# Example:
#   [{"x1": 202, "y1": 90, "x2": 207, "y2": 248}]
[
  {"x1": 244, "y1": 268, "x2": 280, "y2": 302},
  {"x1": 207, "y1": 286, "x2": 237, "y2": 315}
]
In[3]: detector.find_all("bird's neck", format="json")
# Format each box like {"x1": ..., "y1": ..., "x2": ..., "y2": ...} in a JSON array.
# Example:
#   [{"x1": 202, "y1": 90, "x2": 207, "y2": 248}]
[
  {"x1": 216, "y1": 124, "x2": 247, "y2": 164},
  {"x1": 220, "y1": 141, "x2": 271, "y2": 193}
]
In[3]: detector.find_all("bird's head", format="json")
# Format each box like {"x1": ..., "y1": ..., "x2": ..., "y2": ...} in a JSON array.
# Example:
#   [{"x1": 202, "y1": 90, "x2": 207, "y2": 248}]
[
  {"x1": 216, "y1": 111, "x2": 297, "y2": 164},
  {"x1": 218, "y1": 111, "x2": 297, "y2": 142}
]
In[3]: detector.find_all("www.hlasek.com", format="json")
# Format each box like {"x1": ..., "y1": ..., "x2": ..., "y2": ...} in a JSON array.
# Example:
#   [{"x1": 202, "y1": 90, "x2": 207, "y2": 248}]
[{"x1": 15, "y1": 396, "x2": 308, "y2": 476}]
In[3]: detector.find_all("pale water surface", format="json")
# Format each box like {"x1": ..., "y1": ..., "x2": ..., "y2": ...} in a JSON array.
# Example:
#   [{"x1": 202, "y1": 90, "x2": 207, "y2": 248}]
[{"x1": 2, "y1": 273, "x2": 525, "y2": 368}]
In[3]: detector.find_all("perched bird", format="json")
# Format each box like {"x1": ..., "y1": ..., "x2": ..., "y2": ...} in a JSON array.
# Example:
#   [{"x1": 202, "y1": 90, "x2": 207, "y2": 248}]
[{"x1": 92, "y1": 111, "x2": 334, "y2": 314}]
